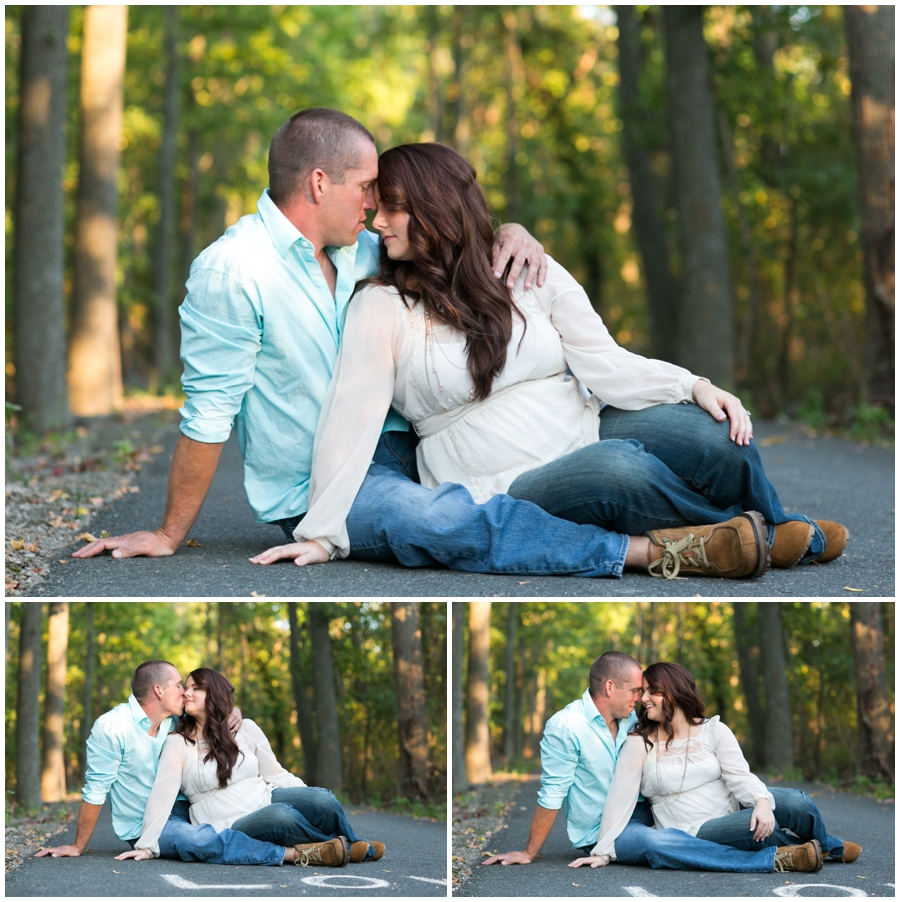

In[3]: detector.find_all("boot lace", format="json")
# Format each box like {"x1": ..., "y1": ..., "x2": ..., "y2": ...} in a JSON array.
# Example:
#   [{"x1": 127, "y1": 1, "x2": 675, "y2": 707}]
[
  {"x1": 647, "y1": 533, "x2": 711, "y2": 579},
  {"x1": 773, "y1": 848, "x2": 795, "y2": 873},
  {"x1": 296, "y1": 846, "x2": 322, "y2": 867}
]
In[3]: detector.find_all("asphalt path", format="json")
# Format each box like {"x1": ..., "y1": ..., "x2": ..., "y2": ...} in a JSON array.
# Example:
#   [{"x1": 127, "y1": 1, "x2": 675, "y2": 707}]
[
  {"x1": 7, "y1": 802, "x2": 447, "y2": 897},
  {"x1": 35, "y1": 417, "x2": 894, "y2": 597},
  {"x1": 457, "y1": 778, "x2": 894, "y2": 898}
]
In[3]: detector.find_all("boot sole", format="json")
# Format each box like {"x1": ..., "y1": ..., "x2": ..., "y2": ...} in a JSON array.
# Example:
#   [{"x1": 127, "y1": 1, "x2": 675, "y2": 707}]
[
  {"x1": 337, "y1": 835, "x2": 350, "y2": 867},
  {"x1": 741, "y1": 511, "x2": 770, "y2": 579}
]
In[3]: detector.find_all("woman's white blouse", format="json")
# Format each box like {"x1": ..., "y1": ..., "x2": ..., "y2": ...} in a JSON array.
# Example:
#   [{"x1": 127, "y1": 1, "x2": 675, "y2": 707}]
[
  {"x1": 135, "y1": 719, "x2": 305, "y2": 857},
  {"x1": 296, "y1": 256, "x2": 701, "y2": 557},
  {"x1": 591, "y1": 716, "x2": 776, "y2": 860}
]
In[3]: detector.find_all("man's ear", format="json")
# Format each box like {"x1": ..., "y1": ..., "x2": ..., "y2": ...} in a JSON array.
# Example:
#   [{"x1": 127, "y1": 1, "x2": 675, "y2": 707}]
[{"x1": 310, "y1": 168, "x2": 328, "y2": 204}]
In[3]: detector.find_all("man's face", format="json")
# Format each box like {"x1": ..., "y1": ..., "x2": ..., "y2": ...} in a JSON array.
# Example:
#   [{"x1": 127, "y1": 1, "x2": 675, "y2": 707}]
[
  {"x1": 159, "y1": 667, "x2": 185, "y2": 717},
  {"x1": 609, "y1": 667, "x2": 644, "y2": 720},
  {"x1": 319, "y1": 138, "x2": 379, "y2": 248}
]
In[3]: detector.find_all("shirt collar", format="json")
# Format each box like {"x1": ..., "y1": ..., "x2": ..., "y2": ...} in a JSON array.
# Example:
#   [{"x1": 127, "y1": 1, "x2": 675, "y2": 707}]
[
  {"x1": 581, "y1": 687, "x2": 633, "y2": 732},
  {"x1": 128, "y1": 693, "x2": 152, "y2": 730},
  {"x1": 257, "y1": 189, "x2": 361, "y2": 267}
]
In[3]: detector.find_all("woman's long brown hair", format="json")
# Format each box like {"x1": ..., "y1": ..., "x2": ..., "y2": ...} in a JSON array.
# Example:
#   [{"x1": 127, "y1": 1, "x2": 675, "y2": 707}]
[
  {"x1": 630, "y1": 662, "x2": 708, "y2": 752},
  {"x1": 373, "y1": 143, "x2": 524, "y2": 402},
  {"x1": 175, "y1": 668, "x2": 243, "y2": 789}
]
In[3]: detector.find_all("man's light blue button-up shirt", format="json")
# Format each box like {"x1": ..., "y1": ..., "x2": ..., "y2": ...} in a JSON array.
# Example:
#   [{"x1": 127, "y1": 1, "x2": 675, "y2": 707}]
[
  {"x1": 536, "y1": 688, "x2": 638, "y2": 850},
  {"x1": 82, "y1": 695, "x2": 184, "y2": 841},
  {"x1": 178, "y1": 189, "x2": 407, "y2": 523}
]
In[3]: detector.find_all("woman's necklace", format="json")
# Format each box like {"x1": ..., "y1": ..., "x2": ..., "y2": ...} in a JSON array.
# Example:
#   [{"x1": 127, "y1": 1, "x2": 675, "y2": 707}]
[
  {"x1": 424, "y1": 308, "x2": 475, "y2": 405},
  {"x1": 655, "y1": 723, "x2": 693, "y2": 800}
]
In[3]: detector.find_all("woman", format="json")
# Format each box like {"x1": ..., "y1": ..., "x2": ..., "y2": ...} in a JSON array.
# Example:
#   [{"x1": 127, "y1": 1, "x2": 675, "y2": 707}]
[
  {"x1": 115, "y1": 668, "x2": 384, "y2": 867},
  {"x1": 570, "y1": 662, "x2": 859, "y2": 871},
  {"x1": 250, "y1": 142, "x2": 847, "y2": 581}
]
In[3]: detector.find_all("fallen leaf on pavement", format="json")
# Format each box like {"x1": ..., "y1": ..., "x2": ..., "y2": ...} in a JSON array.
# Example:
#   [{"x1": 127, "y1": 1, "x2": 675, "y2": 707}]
[
  {"x1": 186, "y1": 538, "x2": 202, "y2": 547},
  {"x1": 843, "y1": 587, "x2": 865, "y2": 593},
  {"x1": 76, "y1": 533, "x2": 98, "y2": 543},
  {"x1": 9, "y1": 539, "x2": 25, "y2": 551}
]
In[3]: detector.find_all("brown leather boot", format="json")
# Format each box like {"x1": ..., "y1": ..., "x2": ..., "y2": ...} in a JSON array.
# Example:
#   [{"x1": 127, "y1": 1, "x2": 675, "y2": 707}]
[
  {"x1": 645, "y1": 512, "x2": 769, "y2": 579},
  {"x1": 770, "y1": 521, "x2": 815, "y2": 568},
  {"x1": 774, "y1": 840, "x2": 823, "y2": 873},
  {"x1": 292, "y1": 836, "x2": 350, "y2": 867},
  {"x1": 813, "y1": 520, "x2": 849, "y2": 562},
  {"x1": 350, "y1": 840, "x2": 385, "y2": 862},
  {"x1": 828, "y1": 841, "x2": 861, "y2": 863}
]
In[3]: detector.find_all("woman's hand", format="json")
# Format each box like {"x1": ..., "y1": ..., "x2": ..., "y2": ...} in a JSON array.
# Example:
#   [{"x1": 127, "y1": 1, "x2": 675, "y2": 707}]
[
  {"x1": 568, "y1": 855, "x2": 609, "y2": 868},
  {"x1": 492, "y1": 223, "x2": 548, "y2": 290},
  {"x1": 114, "y1": 848, "x2": 152, "y2": 861},
  {"x1": 691, "y1": 379, "x2": 754, "y2": 446},
  {"x1": 249, "y1": 541, "x2": 330, "y2": 567},
  {"x1": 750, "y1": 798, "x2": 776, "y2": 842}
]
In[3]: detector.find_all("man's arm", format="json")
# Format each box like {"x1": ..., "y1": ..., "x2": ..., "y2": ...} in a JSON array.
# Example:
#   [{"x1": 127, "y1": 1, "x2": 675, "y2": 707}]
[
  {"x1": 34, "y1": 801, "x2": 103, "y2": 857},
  {"x1": 72, "y1": 435, "x2": 224, "y2": 558},
  {"x1": 482, "y1": 805, "x2": 558, "y2": 865}
]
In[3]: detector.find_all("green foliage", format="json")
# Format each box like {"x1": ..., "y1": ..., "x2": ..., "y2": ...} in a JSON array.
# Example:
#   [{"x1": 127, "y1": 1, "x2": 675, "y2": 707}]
[
  {"x1": 485, "y1": 601, "x2": 893, "y2": 783},
  {"x1": 5, "y1": 602, "x2": 446, "y2": 809},
  {"x1": 5, "y1": 5, "x2": 880, "y2": 422}
]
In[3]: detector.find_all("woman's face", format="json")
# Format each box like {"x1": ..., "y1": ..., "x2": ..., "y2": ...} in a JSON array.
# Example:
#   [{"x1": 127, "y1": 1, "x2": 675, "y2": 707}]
[
  {"x1": 183, "y1": 676, "x2": 207, "y2": 717},
  {"x1": 641, "y1": 678, "x2": 665, "y2": 722},
  {"x1": 372, "y1": 186, "x2": 413, "y2": 262}
]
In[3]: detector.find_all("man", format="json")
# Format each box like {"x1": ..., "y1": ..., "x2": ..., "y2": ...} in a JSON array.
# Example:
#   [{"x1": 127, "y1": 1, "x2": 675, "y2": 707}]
[
  {"x1": 484, "y1": 651, "x2": 821, "y2": 872},
  {"x1": 36, "y1": 661, "x2": 345, "y2": 867},
  {"x1": 71, "y1": 108, "x2": 760, "y2": 579}
]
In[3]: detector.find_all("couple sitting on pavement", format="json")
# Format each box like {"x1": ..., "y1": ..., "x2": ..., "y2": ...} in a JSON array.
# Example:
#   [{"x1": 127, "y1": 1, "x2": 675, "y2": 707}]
[
  {"x1": 72, "y1": 108, "x2": 848, "y2": 584},
  {"x1": 485, "y1": 651, "x2": 860, "y2": 875},
  {"x1": 36, "y1": 660, "x2": 382, "y2": 868}
]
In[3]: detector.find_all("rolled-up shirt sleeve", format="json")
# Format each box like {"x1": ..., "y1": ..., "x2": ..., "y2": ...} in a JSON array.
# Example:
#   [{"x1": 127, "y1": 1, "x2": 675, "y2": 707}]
[
  {"x1": 178, "y1": 265, "x2": 262, "y2": 444},
  {"x1": 82, "y1": 723, "x2": 125, "y2": 806},
  {"x1": 535, "y1": 722, "x2": 580, "y2": 811}
]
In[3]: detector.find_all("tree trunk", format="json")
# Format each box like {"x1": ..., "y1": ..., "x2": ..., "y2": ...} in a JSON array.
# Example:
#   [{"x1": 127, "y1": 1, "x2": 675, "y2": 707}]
[
  {"x1": 41, "y1": 601, "x2": 69, "y2": 802},
  {"x1": 80, "y1": 601, "x2": 95, "y2": 777},
  {"x1": 502, "y1": 10, "x2": 523, "y2": 223},
  {"x1": 13, "y1": 6, "x2": 70, "y2": 434},
  {"x1": 151, "y1": 5, "x2": 181, "y2": 384},
  {"x1": 758, "y1": 602, "x2": 793, "y2": 773},
  {"x1": 845, "y1": 6, "x2": 895, "y2": 405},
  {"x1": 849, "y1": 602, "x2": 894, "y2": 779},
  {"x1": 451, "y1": 602, "x2": 468, "y2": 793},
  {"x1": 616, "y1": 5, "x2": 680, "y2": 361},
  {"x1": 287, "y1": 602, "x2": 317, "y2": 782},
  {"x1": 663, "y1": 6, "x2": 735, "y2": 387},
  {"x1": 16, "y1": 602, "x2": 44, "y2": 809},
  {"x1": 390, "y1": 603, "x2": 431, "y2": 800},
  {"x1": 465, "y1": 601, "x2": 492, "y2": 785},
  {"x1": 68, "y1": 5, "x2": 127, "y2": 415},
  {"x1": 732, "y1": 602, "x2": 765, "y2": 769},
  {"x1": 503, "y1": 602, "x2": 518, "y2": 765},
  {"x1": 309, "y1": 604, "x2": 342, "y2": 793}
]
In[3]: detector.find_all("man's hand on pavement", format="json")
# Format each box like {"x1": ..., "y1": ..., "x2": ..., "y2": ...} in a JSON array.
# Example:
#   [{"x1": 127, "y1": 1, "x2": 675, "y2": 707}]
[
  {"x1": 482, "y1": 850, "x2": 535, "y2": 866},
  {"x1": 71, "y1": 530, "x2": 179, "y2": 559},
  {"x1": 34, "y1": 844, "x2": 83, "y2": 858}
]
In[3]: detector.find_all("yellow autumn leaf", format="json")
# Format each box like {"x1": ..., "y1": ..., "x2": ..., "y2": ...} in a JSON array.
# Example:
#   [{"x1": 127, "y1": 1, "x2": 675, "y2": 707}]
[
  {"x1": 9, "y1": 539, "x2": 25, "y2": 551},
  {"x1": 843, "y1": 587, "x2": 865, "y2": 593},
  {"x1": 186, "y1": 538, "x2": 203, "y2": 547},
  {"x1": 76, "y1": 532, "x2": 98, "y2": 543}
]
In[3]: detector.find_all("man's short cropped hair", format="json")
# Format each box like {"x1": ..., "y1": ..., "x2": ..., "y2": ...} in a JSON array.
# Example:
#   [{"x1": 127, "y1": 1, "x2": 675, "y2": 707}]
[
  {"x1": 132, "y1": 660, "x2": 177, "y2": 703},
  {"x1": 589, "y1": 651, "x2": 642, "y2": 697},
  {"x1": 268, "y1": 108, "x2": 375, "y2": 205}
]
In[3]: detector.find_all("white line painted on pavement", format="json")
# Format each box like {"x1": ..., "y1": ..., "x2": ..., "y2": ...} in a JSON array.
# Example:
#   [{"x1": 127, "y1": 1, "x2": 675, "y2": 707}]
[
  {"x1": 622, "y1": 888, "x2": 658, "y2": 897},
  {"x1": 408, "y1": 876, "x2": 447, "y2": 885},
  {"x1": 301, "y1": 875, "x2": 390, "y2": 889},
  {"x1": 773, "y1": 886, "x2": 867, "y2": 897},
  {"x1": 162, "y1": 875, "x2": 273, "y2": 890}
]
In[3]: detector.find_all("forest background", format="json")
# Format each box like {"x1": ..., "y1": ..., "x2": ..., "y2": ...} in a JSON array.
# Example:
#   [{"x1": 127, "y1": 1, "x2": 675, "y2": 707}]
[
  {"x1": 5, "y1": 5, "x2": 894, "y2": 443},
  {"x1": 6, "y1": 601, "x2": 447, "y2": 818},
  {"x1": 454, "y1": 601, "x2": 894, "y2": 798}
]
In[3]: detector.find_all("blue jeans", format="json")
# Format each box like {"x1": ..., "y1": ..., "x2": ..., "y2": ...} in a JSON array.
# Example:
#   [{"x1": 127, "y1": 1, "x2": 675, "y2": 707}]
[
  {"x1": 508, "y1": 403, "x2": 825, "y2": 562},
  {"x1": 230, "y1": 787, "x2": 360, "y2": 847},
  {"x1": 696, "y1": 788, "x2": 844, "y2": 857},
  {"x1": 136, "y1": 800, "x2": 285, "y2": 865},
  {"x1": 275, "y1": 429, "x2": 629, "y2": 578},
  {"x1": 577, "y1": 801, "x2": 777, "y2": 872}
]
